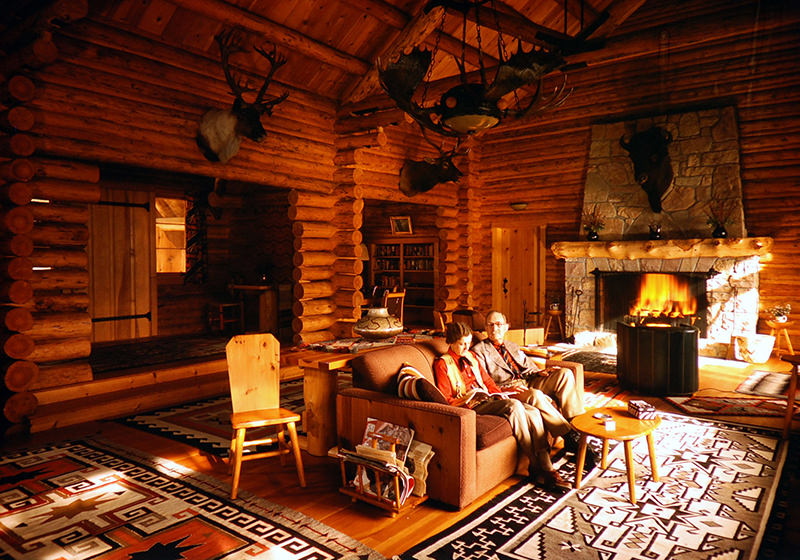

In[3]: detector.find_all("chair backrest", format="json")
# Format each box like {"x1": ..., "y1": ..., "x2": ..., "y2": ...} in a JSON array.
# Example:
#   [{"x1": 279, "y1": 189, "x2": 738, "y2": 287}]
[
  {"x1": 226, "y1": 333, "x2": 280, "y2": 413},
  {"x1": 383, "y1": 290, "x2": 405, "y2": 323},
  {"x1": 452, "y1": 309, "x2": 485, "y2": 331},
  {"x1": 433, "y1": 310, "x2": 446, "y2": 332},
  {"x1": 505, "y1": 327, "x2": 545, "y2": 346}
]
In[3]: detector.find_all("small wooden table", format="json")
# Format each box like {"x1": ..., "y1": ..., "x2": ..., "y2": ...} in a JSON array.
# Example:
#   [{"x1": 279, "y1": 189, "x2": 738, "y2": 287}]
[
  {"x1": 571, "y1": 406, "x2": 662, "y2": 504},
  {"x1": 767, "y1": 319, "x2": 795, "y2": 357}
]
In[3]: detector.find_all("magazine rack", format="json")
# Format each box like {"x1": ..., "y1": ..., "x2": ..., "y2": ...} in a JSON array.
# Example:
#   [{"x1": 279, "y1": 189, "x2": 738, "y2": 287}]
[{"x1": 338, "y1": 435, "x2": 427, "y2": 517}]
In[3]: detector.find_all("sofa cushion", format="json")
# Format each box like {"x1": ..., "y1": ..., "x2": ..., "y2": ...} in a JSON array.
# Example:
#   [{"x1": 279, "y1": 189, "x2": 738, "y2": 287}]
[
  {"x1": 475, "y1": 414, "x2": 513, "y2": 449},
  {"x1": 351, "y1": 344, "x2": 435, "y2": 393},
  {"x1": 396, "y1": 363, "x2": 448, "y2": 404}
]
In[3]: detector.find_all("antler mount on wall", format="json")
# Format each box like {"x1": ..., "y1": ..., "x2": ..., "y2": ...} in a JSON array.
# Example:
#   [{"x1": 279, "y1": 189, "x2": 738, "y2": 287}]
[{"x1": 196, "y1": 28, "x2": 288, "y2": 164}]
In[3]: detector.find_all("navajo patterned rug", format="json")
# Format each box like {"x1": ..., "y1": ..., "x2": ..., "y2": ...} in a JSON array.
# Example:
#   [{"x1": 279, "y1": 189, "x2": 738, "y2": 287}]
[
  {"x1": 399, "y1": 413, "x2": 787, "y2": 560},
  {"x1": 117, "y1": 378, "x2": 350, "y2": 457},
  {"x1": 0, "y1": 438, "x2": 384, "y2": 560},
  {"x1": 667, "y1": 395, "x2": 799, "y2": 418}
]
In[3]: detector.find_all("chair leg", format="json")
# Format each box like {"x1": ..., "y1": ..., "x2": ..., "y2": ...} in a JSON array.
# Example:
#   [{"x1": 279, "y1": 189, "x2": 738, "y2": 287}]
[
  {"x1": 286, "y1": 421, "x2": 306, "y2": 487},
  {"x1": 231, "y1": 427, "x2": 246, "y2": 499},
  {"x1": 277, "y1": 427, "x2": 287, "y2": 466}
]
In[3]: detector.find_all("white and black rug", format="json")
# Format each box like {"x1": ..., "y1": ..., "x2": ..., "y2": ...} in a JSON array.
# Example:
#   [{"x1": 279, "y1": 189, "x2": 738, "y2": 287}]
[
  {"x1": 0, "y1": 438, "x2": 384, "y2": 560},
  {"x1": 399, "y1": 413, "x2": 787, "y2": 560}
]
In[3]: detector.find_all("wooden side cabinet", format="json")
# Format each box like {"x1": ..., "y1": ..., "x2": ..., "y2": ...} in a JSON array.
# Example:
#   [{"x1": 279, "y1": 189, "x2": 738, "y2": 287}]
[{"x1": 368, "y1": 237, "x2": 438, "y2": 327}]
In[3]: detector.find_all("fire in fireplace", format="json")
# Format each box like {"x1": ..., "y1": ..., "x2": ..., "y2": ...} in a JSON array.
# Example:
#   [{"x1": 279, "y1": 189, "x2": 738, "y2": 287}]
[{"x1": 594, "y1": 271, "x2": 708, "y2": 336}]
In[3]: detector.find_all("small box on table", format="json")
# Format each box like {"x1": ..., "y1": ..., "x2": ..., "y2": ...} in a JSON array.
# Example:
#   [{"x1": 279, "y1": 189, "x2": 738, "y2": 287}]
[{"x1": 627, "y1": 399, "x2": 658, "y2": 419}]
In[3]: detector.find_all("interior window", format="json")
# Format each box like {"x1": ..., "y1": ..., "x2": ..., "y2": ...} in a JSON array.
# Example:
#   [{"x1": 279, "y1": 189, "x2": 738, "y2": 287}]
[{"x1": 155, "y1": 197, "x2": 187, "y2": 273}]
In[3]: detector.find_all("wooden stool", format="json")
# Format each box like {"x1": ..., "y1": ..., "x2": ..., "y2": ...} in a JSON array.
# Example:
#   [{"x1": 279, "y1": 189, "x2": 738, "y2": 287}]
[
  {"x1": 767, "y1": 319, "x2": 794, "y2": 357},
  {"x1": 571, "y1": 407, "x2": 661, "y2": 504},
  {"x1": 544, "y1": 309, "x2": 565, "y2": 340}
]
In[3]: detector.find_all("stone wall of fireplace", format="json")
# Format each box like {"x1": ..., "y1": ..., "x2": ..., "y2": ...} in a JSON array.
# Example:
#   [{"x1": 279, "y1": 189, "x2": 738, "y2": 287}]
[
  {"x1": 564, "y1": 254, "x2": 760, "y2": 357},
  {"x1": 581, "y1": 106, "x2": 746, "y2": 240}
]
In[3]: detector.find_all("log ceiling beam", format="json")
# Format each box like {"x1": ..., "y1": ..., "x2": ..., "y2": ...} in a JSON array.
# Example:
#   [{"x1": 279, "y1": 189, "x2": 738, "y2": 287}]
[
  {"x1": 584, "y1": 0, "x2": 649, "y2": 39},
  {"x1": 341, "y1": 5, "x2": 445, "y2": 104},
  {"x1": 168, "y1": 0, "x2": 370, "y2": 76}
]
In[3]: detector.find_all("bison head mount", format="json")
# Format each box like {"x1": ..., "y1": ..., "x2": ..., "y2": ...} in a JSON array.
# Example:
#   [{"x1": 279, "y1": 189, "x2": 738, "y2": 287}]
[
  {"x1": 620, "y1": 126, "x2": 674, "y2": 213},
  {"x1": 197, "y1": 29, "x2": 288, "y2": 164},
  {"x1": 399, "y1": 136, "x2": 466, "y2": 196}
]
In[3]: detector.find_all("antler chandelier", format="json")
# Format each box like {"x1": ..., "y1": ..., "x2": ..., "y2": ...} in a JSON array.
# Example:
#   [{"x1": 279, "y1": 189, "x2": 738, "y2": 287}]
[{"x1": 378, "y1": 0, "x2": 572, "y2": 137}]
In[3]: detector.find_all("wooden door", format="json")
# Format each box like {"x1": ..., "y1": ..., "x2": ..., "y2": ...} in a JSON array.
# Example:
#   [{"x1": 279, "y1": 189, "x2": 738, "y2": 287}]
[
  {"x1": 491, "y1": 225, "x2": 546, "y2": 328},
  {"x1": 89, "y1": 189, "x2": 156, "y2": 342}
]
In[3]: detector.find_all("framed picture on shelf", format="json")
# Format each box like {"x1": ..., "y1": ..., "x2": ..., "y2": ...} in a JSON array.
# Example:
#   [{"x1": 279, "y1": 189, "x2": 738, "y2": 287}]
[{"x1": 390, "y1": 216, "x2": 413, "y2": 235}]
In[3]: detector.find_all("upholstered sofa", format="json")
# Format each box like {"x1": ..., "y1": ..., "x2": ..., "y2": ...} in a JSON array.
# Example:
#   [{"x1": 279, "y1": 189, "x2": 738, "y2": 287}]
[{"x1": 336, "y1": 339, "x2": 584, "y2": 510}]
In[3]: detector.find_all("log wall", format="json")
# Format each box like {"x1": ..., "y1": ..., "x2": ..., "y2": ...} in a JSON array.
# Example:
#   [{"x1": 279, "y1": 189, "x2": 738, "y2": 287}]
[
  {"x1": 0, "y1": 6, "x2": 339, "y2": 428},
  {"x1": 471, "y1": 1, "x2": 800, "y2": 348}
]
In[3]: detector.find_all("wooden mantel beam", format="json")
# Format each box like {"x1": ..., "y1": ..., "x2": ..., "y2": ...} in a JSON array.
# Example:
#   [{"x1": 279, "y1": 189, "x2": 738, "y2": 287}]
[
  {"x1": 551, "y1": 237, "x2": 774, "y2": 260},
  {"x1": 169, "y1": 0, "x2": 370, "y2": 76}
]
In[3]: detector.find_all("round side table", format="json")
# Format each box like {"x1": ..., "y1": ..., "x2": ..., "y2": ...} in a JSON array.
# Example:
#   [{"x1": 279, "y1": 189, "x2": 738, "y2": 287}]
[
  {"x1": 544, "y1": 309, "x2": 564, "y2": 340},
  {"x1": 766, "y1": 319, "x2": 795, "y2": 357},
  {"x1": 571, "y1": 406, "x2": 661, "y2": 504}
]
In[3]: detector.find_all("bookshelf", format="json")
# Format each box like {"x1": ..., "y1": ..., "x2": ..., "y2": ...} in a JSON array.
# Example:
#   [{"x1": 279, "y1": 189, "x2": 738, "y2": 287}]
[{"x1": 369, "y1": 238, "x2": 438, "y2": 327}]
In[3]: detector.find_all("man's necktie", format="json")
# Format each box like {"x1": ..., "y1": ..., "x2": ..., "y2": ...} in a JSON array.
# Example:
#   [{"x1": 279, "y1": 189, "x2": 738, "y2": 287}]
[{"x1": 497, "y1": 344, "x2": 523, "y2": 378}]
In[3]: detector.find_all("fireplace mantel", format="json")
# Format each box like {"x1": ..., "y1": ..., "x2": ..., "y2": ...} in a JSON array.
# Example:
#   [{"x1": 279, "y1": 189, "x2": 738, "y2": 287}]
[{"x1": 551, "y1": 237, "x2": 773, "y2": 260}]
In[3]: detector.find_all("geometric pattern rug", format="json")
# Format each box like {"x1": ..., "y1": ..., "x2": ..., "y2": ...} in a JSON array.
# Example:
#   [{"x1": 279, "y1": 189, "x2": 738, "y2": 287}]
[
  {"x1": 116, "y1": 379, "x2": 350, "y2": 457},
  {"x1": 398, "y1": 413, "x2": 787, "y2": 560},
  {"x1": 0, "y1": 438, "x2": 384, "y2": 560},
  {"x1": 737, "y1": 370, "x2": 791, "y2": 398},
  {"x1": 667, "y1": 395, "x2": 798, "y2": 418}
]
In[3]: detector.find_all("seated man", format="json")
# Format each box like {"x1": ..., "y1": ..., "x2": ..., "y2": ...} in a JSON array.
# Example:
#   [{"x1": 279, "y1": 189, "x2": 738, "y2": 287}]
[
  {"x1": 434, "y1": 321, "x2": 571, "y2": 492},
  {"x1": 472, "y1": 310, "x2": 599, "y2": 468}
]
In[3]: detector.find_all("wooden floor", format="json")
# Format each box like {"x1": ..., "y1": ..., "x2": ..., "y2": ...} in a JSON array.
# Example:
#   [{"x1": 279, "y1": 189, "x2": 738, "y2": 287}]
[{"x1": 4, "y1": 355, "x2": 799, "y2": 558}]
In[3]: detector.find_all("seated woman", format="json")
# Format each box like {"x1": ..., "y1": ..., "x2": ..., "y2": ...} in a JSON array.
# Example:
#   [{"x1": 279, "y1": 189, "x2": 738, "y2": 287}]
[{"x1": 433, "y1": 321, "x2": 571, "y2": 492}]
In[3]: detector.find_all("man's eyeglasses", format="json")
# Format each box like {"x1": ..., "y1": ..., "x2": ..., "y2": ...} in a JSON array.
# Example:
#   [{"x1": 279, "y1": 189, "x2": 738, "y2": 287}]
[{"x1": 486, "y1": 322, "x2": 506, "y2": 328}]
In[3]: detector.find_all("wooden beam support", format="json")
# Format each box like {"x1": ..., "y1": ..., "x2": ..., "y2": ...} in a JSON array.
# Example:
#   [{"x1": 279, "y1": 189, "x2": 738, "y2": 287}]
[{"x1": 169, "y1": 0, "x2": 369, "y2": 76}]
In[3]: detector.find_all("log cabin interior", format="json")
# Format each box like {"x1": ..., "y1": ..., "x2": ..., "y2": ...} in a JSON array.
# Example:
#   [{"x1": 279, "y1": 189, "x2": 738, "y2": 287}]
[{"x1": 1, "y1": 0, "x2": 799, "y2": 557}]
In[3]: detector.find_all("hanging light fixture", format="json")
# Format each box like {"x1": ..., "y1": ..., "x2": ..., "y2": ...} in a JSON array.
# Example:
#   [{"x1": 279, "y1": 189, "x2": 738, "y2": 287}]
[{"x1": 378, "y1": 0, "x2": 577, "y2": 138}]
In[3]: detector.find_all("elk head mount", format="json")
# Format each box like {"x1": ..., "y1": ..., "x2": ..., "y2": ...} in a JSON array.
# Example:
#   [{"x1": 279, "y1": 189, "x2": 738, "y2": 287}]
[
  {"x1": 399, "y1": 135, "x2": 466, "y2": 196},
  {"x1": 620, "y1": 126, "x2": 674, "y2": 213},
  {"x1": 197, "y1": 29, "x2": 288, "y2": 163}
]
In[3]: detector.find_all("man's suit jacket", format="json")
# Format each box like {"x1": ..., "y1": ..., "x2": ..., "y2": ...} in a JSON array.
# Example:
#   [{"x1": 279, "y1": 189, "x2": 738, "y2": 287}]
[{"x1": 472, "y1": 338, "x2": 538, "y2": 386}]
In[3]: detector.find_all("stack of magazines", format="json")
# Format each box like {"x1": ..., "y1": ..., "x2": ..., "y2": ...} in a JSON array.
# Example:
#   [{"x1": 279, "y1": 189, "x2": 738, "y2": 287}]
[{"x1": 338, "y1": 418, "x2": 434, "y2": 506}]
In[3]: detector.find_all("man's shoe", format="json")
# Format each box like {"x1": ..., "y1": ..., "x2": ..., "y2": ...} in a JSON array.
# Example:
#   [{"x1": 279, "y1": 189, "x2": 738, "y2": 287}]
[{"x1": 530, "y1": 469, "x2": 571, "y2": 494}]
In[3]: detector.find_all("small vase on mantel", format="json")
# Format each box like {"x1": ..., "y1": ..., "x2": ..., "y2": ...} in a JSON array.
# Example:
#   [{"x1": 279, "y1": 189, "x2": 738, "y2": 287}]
[
  {"x1": 712, "y1": 225, "x2": 728, "y2": 239},
  {"x1": 586, "y1": 230, "x2": 599, "y2": 241}
]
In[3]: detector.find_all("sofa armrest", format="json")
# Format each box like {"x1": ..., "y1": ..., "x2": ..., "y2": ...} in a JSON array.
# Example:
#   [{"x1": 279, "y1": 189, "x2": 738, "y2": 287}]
[
  {"x1": 337, "y1": 387, "x2": 478, "y2": 509},
  {"x1": 545, "y1": 359, "x2": 584, "y2": 403}
]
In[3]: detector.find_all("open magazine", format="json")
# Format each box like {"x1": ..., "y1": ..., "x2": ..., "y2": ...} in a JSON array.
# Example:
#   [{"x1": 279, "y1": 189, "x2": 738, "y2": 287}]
[{"x1": 463, "y1": 388, "x2": 517, "y2": 408}]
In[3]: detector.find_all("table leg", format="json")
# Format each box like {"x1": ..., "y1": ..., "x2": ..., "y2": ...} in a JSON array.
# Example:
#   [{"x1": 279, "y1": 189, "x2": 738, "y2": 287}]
[
  {"x1": 783, "y1": 363, "x2": 798, "y2": 439},
  {"x1": 302, "y1": 364, "x2": 338, "y2": 456},
  {"x1": 601, "y1": 438, "x2": 609, "y2": 469},
  {"x1": 574, "y1": 435, "x2": 588, "y2": 489},
  {"x1": 784, "y1": 329, "x2": 795, "y2": 355},
  {"x1": 623, "y1": 440, "x2": 636, "y2": 504},
  {"x1": 646, "y1": 433, "x2": 659, "y2": 482}
]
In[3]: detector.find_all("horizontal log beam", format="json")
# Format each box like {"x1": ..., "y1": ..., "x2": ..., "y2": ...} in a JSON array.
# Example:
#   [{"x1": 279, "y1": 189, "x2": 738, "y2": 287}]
[{"x1": 552, "y1": 237, "x2": 776, "y2": 260}]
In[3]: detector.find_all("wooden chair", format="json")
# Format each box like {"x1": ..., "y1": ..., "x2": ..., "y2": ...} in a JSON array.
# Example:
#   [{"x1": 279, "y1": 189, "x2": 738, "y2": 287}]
[
  {"x1": 383, "y1": 290, "x2": 406, "y2": 323},
  {"x1": 433, "y1": 310, "x2": 447, "y2": 332},
  {"x1": 226, "y1": 333, "x2": 305, "y2": 499}
]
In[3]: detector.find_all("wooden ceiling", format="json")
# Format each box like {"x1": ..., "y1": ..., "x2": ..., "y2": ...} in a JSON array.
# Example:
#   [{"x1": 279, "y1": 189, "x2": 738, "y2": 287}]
[
  {"x1": 2, "y1": 0, "x2": 758, "y2": 112},
  {"x1": 4, "y1": 0, "x2": 663, "y2": 105}
]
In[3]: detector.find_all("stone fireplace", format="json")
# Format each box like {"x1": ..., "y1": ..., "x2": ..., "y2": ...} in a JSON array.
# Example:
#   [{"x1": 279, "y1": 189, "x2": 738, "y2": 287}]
[
  {"x1": 554, "y1": 106, "x2": 772, "y2": 357},
  {"x1": 553, "y1": 240, "x2": 770, "y2": 357}
]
